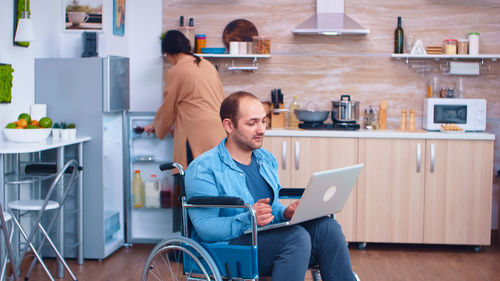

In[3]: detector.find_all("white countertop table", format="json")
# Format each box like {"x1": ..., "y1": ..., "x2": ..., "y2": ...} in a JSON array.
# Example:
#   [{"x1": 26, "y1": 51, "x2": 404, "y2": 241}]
[
  {"x1": 265, "y1": 129, "x2": 496, "y2": 140},
  {"x1": 0, "y1": 136, "x2": 91, "y2": 277}
]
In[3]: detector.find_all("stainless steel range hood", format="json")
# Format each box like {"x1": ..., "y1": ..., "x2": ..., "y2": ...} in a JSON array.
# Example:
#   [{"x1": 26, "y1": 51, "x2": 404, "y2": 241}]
[{"x1": 292, "y1": 0, "x2": 369, "y2": 35}]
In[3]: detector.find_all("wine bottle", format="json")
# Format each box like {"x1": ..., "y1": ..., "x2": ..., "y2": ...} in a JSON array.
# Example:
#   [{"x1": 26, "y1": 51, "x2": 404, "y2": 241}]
[{"x1": 394, "y1": 16, "x2": 404, "y2": 54}]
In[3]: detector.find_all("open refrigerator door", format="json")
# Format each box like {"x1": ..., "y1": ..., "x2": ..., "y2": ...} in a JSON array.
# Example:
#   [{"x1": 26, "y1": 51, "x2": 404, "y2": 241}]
[{"x1": 125, "y1": 112, "x2": 180, "y2": 243}]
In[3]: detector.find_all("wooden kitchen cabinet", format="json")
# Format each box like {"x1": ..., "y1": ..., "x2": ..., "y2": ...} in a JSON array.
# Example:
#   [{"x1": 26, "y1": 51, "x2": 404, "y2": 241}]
[
  {"x1": 424, "y1": 140, "x2": 493, "y2": 245},
  {"x1": 357, "y1": 138, "x2": 426, "y2": 243},
  {"x1": 357, "y1": 138, "x2": 494, "y2": 245},
  {"x1": 262, "y1": 136, "x2": 359, "y2": 241}
]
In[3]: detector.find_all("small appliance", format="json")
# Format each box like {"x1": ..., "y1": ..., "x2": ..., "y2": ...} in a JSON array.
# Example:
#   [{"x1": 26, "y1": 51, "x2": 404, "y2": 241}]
[{"x1": 423, "y1": 98, "x2": 486, "y2": 131}]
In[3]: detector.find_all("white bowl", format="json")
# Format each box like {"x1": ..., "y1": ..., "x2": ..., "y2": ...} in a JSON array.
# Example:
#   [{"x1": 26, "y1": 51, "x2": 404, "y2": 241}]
[{"x1": 3, "y1": 128, "x2": 52, "y2": 143}]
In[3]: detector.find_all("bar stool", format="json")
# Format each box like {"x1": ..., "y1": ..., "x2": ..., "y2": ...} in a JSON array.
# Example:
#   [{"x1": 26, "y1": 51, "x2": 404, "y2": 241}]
[
  {"x1": 0, "y1": 209, "x2": 17, "y2": 281},
  {"x1": 7, "y1": 160, "x2": 79, "y2": 281}
]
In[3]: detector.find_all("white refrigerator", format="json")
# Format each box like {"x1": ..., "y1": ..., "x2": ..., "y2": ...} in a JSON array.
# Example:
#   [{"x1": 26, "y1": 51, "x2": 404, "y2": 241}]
[{"x1": 35, "y1": 56, "x2": 129, "y2": 259}]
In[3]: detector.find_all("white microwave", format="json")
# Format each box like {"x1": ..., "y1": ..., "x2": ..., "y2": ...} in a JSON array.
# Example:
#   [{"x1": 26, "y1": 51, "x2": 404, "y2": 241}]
[{"x1": 423, "y1": 98, "x2": 487, "y2": 131}]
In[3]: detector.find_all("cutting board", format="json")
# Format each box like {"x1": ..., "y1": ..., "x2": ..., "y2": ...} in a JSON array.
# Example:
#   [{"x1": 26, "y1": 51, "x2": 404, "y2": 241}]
[{"x1": 222, "y1": 19, "x2": 259, "y2": 49}]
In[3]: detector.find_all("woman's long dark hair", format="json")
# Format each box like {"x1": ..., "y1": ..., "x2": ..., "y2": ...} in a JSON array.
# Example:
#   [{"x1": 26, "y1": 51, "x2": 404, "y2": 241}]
[{"x1": 161, "y1": 30, "x2": 201, "y2": 65}]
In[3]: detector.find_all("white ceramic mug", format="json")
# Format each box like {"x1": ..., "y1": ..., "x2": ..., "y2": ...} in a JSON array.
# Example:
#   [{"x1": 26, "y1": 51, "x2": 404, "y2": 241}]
[
  {"x1": 229, "y1": 41, "x2": 239, "y2": 55},
  {"x1": 67, "y1": 12, "x2": 89, "y2": 26},
  {"x1": 238, "y1": 42, "x2": 247, "y2": 55}
]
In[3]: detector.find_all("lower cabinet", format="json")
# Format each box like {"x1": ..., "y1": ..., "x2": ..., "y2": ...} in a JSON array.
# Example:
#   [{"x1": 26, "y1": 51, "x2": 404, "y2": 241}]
[
  {"x1": 423, "y1": 139, "x2": 493, "y2": 245},
  {"x1": 357, "y1": 138, "x2": 493, "y2": 245},
  {"x1": 265, "y1": 135, "x2": 494, "y2": 246},
  {"x1": 262, "y1": 137, "x2": 358, "y2": 241},
  {"x1": 357, "y1": 138, "x2": 426, "y2": 243}
]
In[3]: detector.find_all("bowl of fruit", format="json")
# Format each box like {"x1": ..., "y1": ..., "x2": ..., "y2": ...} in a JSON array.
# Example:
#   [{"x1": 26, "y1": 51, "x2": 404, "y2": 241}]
[{"x1": 3, "y1": 113, "x2": 53, "y2": 142}]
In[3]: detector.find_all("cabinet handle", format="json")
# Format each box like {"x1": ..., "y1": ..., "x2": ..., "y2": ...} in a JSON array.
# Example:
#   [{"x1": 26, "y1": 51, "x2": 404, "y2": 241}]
[
  {"x1": 416, "y1": 143, "x2": 421, "y2": 173},
  {"x1": 295, "y1": 141, "x2": 300, "y2": 170},
  {"x1": 430, "y1": 143, "x2": 435, "y2": 173},
  {"x1": 281, "y1": 141, "x2": 287, "y2": 170}
]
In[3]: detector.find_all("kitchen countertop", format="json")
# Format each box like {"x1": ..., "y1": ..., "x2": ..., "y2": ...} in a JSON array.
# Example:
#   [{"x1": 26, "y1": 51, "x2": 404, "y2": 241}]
[
  {"x1": 0, "y1": 136, "x2": 91, "y2": 153},
  {"x1": 265, "y1": 129, "x2": 495, "y2": 140}
]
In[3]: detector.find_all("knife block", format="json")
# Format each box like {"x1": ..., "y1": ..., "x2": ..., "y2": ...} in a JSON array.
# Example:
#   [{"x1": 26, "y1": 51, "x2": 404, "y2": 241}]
[{"x1": 271, "y1": 104, "x2": 285, "y2": 129}]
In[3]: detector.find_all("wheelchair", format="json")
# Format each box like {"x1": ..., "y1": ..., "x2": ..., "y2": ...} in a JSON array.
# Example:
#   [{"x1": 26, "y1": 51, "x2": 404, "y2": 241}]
[{"x1": 142, "y1": 162, "x2": 322, "y2": 281}]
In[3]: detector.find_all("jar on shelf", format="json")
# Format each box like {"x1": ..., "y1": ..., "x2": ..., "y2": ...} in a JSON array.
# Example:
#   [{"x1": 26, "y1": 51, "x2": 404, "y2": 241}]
[
  {"x1": 457, "y1": 39, "x2": 469, "y2": 54},
  {"x1": 443, "y1": 39, "x2": 457, "y2": 55},
  {"x1": 252, "y1": 36, "x2": 271, "y2": 54},
  {"x1": 468, "y1": 32, "x2": 480, "y2": 55},
  {"x1": 252, "y1": 36, "x2": 262, "y2": 54},
  {"x1": 195, "y1": 34, "x2": 206, "y2": 54}
]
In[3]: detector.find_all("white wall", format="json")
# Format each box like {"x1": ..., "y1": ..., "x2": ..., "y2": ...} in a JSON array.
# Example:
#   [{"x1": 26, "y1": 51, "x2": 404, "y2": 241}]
[
  {"x1": 0, "y1": 0, "x2": 61, "y2": 134},
  {"x1": 0, "y1": 0, "x2": 163, "y2": 137},
  {"x1": 128, "y1": 0, "x2": 163, "y2": 112}
]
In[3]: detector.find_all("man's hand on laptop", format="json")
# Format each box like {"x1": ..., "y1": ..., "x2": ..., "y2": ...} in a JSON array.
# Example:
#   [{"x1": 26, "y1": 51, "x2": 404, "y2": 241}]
[
  {"x1": 253, "y1": 198, "x2": 274, "y2": 226},
  {"x1": 283, "y1": 200, "x2": 300, "y2": 220}
]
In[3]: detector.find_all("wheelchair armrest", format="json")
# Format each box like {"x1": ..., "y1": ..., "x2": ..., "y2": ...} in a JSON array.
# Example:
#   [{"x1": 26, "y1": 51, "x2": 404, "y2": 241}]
[
  {"x1": 187, "y1": 196, "x2": 245, "y2": 206},
  {"x1": 279, "y1": 188, "x2": 304, "y2": 199},
  {"x1": 159, "y1": 162, "x2": 185, "y2": 175}
]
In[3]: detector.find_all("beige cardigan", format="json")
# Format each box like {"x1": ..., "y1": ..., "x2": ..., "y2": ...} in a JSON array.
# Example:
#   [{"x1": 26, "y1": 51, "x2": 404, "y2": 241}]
[{"x1": 153, "y1": 55, "x2": 226, "y2": 169}]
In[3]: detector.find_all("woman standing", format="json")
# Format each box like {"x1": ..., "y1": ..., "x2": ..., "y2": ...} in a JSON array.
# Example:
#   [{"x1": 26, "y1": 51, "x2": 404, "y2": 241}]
[{"x1": 145, "y1": 30, "x2": 226, "y2": 169}]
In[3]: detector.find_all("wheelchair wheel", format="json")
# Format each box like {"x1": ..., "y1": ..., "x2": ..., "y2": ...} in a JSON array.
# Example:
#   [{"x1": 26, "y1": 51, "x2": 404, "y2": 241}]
[{"x1": 142, "y1": 236, "x2": 222, "y2": 281}]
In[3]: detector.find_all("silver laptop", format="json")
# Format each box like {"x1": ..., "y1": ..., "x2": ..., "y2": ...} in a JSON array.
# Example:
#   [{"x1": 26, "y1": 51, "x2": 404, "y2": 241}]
[{"x1": 246, "y1": 163, "x2": 364, "y2": 233}]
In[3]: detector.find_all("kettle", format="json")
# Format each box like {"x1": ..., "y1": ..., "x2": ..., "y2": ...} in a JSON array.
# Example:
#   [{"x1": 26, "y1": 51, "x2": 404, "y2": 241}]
[{"x1": 332, "y1": 95, "x2": 360, "y2": 123}]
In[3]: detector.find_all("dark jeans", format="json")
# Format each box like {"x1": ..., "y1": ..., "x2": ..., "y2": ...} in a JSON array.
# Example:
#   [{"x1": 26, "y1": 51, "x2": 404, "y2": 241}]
[{"x1": 230, "y1": 216, "x2": 356, "y2": 281}]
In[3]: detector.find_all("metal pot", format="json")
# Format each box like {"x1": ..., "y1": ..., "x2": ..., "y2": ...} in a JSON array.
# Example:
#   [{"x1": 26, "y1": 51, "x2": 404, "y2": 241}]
[
  {"x1": 332, "y1": 95, "x2": 360, "y2": 123},
  {"x1": 294, "y1": 109, "x2": 330, "y2": 123}
]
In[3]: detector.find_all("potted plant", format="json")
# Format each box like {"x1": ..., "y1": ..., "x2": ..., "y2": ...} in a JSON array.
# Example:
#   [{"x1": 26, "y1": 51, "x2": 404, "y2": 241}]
[
  {"x1": 68, "y1": 123, "x2": 77, "y2": 139},
  {"x1": 60, "y1": 122, "x2": 70, "y2": 141},
  {"x1": 52, "y1": 122, "x2": 61, "y2": 141}
]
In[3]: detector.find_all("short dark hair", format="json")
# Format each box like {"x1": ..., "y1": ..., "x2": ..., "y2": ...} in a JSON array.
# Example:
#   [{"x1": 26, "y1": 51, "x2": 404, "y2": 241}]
[
  {"x1": 161, "y1": 30, "x2": 201, "y2": 65},
  {"x1": 220, "y1": 91, "x2": 259, "y2": 128}
]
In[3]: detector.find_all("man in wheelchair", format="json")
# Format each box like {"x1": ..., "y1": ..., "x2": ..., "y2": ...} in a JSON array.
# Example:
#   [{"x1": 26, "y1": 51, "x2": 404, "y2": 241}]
[{"x1": 185, "y1": 91, "x2": 358, "y2": 281}]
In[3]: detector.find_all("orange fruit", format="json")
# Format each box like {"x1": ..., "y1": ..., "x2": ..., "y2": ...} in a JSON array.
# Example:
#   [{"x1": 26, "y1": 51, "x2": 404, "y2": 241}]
[
  {"x1": 15, "y1": 126, "x2": 23, "y2": 129},
  {"x1": 30, "y1": 120, "x2": 39, "y2": 127},
  {"x1": 17, "y1": 118, "x2": 28, "y2": 128}
]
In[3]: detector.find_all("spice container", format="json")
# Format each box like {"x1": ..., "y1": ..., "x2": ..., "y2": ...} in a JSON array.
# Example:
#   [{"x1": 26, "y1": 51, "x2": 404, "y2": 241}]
[
  {"x1": 468, "y1": 32, "x2": 479, "y2": 55},
  {"x1": 252, "y1": 36, "x2": 261, "y2": 54},
  {"x1": 252, "y1": 36, "x2": 271, "y2": 54},
  {"x1": 195, "y1": 34, "x2": 206, "y2": 54},
  {"x1": 400, "y1": 109, "x2": 407, "y2": 130},
  {"x1": 363, "y1": 106, "x2": 379, "y2": 130},
  {"x1": 457, "y1": 39, "x2": 469, "y2": 54},
  {"x1": 261, "y1": 36, "x2": 271, "y2": 54},
  {"x1": 408, "y1": 109, "x2": 416, "y2": 131},
  {"x1": 443, "y1": 39, "x2": 457, "y2": 55}
]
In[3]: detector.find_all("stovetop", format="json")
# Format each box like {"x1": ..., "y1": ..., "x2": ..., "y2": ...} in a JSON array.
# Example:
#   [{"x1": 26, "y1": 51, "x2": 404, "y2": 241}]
[{"x1": 299, "y1": 122, "x2": 360, "y2": 130}]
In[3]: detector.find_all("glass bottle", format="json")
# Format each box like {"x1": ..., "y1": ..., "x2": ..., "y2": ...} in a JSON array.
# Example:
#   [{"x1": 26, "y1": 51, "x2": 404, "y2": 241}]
[
  {"x1": 394, "y1": 17, "x2": 404, "y2": 54},
  {"x1": 132, "y1": 170, "x2": 145, "y2": 208},
  {"x1": 288, "y1": 96, "x2": 300, "y2": 129}
]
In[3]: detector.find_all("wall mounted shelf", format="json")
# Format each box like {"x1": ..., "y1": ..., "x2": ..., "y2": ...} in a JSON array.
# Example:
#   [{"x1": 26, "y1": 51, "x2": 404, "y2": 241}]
[
  {"x1": 195, "y1": 54, "x2": 271, "y2": 59},
  {"x1": 392, "y1": 54, "x2": 500, "y2": 63},
  {"x1": 195, "y1": 53, "x2": 271, "y2": 72}
]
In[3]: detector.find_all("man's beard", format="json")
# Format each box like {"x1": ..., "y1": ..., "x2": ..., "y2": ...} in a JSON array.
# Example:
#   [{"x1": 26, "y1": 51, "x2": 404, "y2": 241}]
[{"x1": 233, "y1": 131, "x2": 264, "y2": 152}]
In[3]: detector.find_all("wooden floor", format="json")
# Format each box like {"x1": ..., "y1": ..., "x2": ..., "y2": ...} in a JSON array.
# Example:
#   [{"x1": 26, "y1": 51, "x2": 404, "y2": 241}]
[{"x1": 24, "y1": 238, "x2": 500, "y2": 281}]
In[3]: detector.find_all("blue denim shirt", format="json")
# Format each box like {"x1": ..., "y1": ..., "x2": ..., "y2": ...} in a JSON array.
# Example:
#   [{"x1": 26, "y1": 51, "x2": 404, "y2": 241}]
[{"x1": 185, "y1": 138, "x2": 288, "y2": 243}]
